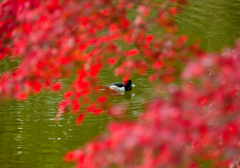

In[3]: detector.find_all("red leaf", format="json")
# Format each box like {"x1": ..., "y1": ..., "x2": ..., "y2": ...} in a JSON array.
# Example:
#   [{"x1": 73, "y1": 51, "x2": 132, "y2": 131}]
[
  {"x1": 110, "y1": 24, "x2": 118, "y2": 32},
  {"x1": 154, "y1": 61, "x2": 162, "y2": 69},
  {"x1": 94, "y1": 108, "x2": 103, "y2": 115},
  {"x1": 169, "y1": 7, "x2": 178, "y2": 15},
  {"x1": 180, "y1": 34, "x2": 188, "y2": 44},
  {"x1": 78, "y1": 70, "x2": 87, "y2": 80},
  {"x1": 231, "y1": 88, "x2": 238, "y2": 96},
  {"x1": 149, "y1": 73, "x2": 158, "y2": 82},
  {"x1": 90, "y1": 63, "x2": 102, "y2": 77},
  {"x1": 64, "y1": 91, "x2": 73, "y2": 98},
  {"x1": 87, "y1": 103, "x2": 96, "y2": 112},
  {"x1": 5, "y1": 47, "x2": 9, "y2": 53},
  {"x1": 37, "y1": 61, "x2": 46, "y2": 69},
  {"x1": 73, "y1": 102, "x2": 81, "y2": 112},
  {"x1": 78, "y1": 17, "x2": 90, "y2": 26},
  {"x1": 23, "y1": 23, "x2": 33, "y2": 35},
  {"x1": 79, "y1": 44, "x2": 87, "y2": 51},
  {"x1": 0, "y1": 54, "x2": 5, "y2": 60},
  {"x1": 76, "y1": 114, "x2": 84, "y2": 125},
  {"x1": 198, "y1": 97, "x2": 209, "y2": 106},
  {"x1": 102, "y1": 9, "x2": 109, "y2": 16},
  {"x1": 33, "y1": 82, "x2": 42, "y2": 93},
  {"x1": 199, "y1": 125, "x2": 208, "y2": 135},
  {"x1": 123, "y1": 19, "x2": 130, "y2": 28},
  {"x1": 52, "y1": 83, "x2": 62, "y2": 91},
  {"x1": 146, "y1": 35, "x2": 154, "y2": 42},
  {"x1": 98, "y1": 96, "x2": 107, "y2": 103},
  {"x1": 77, "y1": 80, "x2": 89, "y2": 90},
  {"x1": 109, "y1": 123, "x2": 121, "y2": 132},
  {"x1": 17, "y1": 92, "x2": 27, "y2": 100},
  {"x1": 126, "y1": 49, "x2": 139, "y2": 56},
  {"x1": 108, "y1": 58, "x2": 118, "y2": 65},
  {"x1": 65, "y1": 150, "x2": 85, "y2": 163},
  {"x1": 65, "y1": 151, "x2": 77, "y2": 162},
  {"x1": 61, "y1": 57, "x2": 70, "y2": 65}
]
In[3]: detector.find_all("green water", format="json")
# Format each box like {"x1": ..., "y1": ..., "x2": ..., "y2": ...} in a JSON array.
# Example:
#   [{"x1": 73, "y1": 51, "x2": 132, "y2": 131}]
[
  {"x1": 177, "y1": 0, "x2": 240, "y2": 51},
  {"x1": 1, "y1": 1, "x2": 240, "y2": 167}
]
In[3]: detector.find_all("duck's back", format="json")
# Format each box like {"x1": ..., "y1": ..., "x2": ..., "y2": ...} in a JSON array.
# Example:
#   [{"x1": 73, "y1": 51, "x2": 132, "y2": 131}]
[
  {"x1": 107, "y1": 82, "x2": 124, "y2": 87},
  {"x1": 106, "y1": 82, "x2": 125, "y2": 91}
]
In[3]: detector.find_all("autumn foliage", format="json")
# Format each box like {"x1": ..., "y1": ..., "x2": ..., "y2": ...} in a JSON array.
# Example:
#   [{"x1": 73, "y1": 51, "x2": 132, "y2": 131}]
[{"x1": 0, "y1": 0, "x2": 240, "y2": 167}]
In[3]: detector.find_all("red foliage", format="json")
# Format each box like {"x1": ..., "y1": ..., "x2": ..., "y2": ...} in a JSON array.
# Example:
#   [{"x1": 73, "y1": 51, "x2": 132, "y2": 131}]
[
  {"x1": 107, "y1": 58, "x2": 118, "y2": 65},
  {"x1": 90, "y1": 63, "x2": 102, "y2": 77},
  {"x1": 146, "y1": 35, "x2": 154, "y2": 42},
  {"x1": 52, "y1": 83, "x2": 62, "y2": 91},
  {"x1": 126, "y1": 49, "x2": 139, "y2": 56},
  {"x1": 98, "y1": 96, "x2": 107, "y2": 103},
  {"x1": 73, "y1": 102, "x2": 81, "y2": 112},
  {"x1": 64, "y1": 47, "x2": 240, "y2": 167},
  {"x1": 76, "y1": 114, "x2": 84, "y2": 125},
  {"x1": 17, "y1": 92, "x2": 27, "y2": 100},
  {"x1": 109, "y1": 104, "x2": 126, "y2": 116},
  {"x1": 0, "y1": 0, "x2": 240, "y2": 167}
]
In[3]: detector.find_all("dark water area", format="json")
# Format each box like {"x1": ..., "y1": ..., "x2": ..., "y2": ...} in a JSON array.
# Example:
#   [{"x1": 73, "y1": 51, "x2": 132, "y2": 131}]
[{"x1": 1, "y1": 1, "x2": 240, "y2": 167}]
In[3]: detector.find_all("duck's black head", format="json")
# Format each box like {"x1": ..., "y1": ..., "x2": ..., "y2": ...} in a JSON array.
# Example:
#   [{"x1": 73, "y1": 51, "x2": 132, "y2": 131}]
[{"x1": 124, "y1": 79, "x2": 135, "y2": 91}]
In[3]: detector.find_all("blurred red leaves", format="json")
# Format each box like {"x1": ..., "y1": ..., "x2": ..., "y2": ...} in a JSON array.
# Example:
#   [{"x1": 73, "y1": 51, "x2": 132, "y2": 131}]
[
  {"x1": 0, "y1": 0, "x2": 240, "y2": 167},
  {"x1": 76, "y1": 114, "x2": 84, "y2": 125},
  {"x1": 179, "y1": 34, "x2": 188, "y2": 44},
  {"x1": 33, "y1": 82, "x2": 42, "y2": 93},
  {"x1": 52, "y1": 83, "x2": 62, "y2": 91},
  {"x1": 65, "y1": 151, "x2": 76, "y2": 162},
  {"x1": 154, "y1": 61, "x2": 163, "y2": 69},
  {"x1": 126, "y1": 49, "x2": 139, "y2": 56},
  {"x1": 61, "y1": 57, "x2": 70, "y2": 65},
  {"x1": 73, "y1": 102, "x2": 81, "y2": 112},
  {"x1": 107, "y1": 58, "x2": 118, "y2": 65},
  {"x1": 169, "y1": 7, "x2": 178, "y2": 15},
  {"x1": 182, "y1": 62, "x2": 204, "y2": 79},
  {"x1": 98, "y1": 96, "x2": 107, "y2": 103},
  {"x1": 146, "y1": 35, "x2": 154, "y2": 42},
  {"x1": 17, "y1": 92, "x2": 27, "y2": 100},
  {"x1": 109, "y1": 104, "x2": 126, "y2": 116},
  {"x1": 90, "y1": 63, "x2": 102, "y2": 77}
]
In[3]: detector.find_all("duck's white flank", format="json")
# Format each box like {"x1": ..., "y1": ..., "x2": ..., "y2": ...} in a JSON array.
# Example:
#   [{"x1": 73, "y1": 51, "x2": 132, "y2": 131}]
[{"x1": 109, "y1": 85, "x2": 125, "y2": 91}]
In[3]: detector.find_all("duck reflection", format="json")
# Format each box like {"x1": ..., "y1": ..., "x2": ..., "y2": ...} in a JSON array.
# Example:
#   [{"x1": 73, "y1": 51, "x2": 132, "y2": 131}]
[
  {"x1": 109, "y1": 91, "x2": 135, "y2": 100},
  {"x1": 124, "y1": 92, "x2": 135, "y2": 100}
]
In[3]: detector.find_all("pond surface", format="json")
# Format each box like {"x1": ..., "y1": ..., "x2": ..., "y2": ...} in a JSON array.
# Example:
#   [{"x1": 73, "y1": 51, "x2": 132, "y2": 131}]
[
  {"x1": 1, "y1": 1, "x2": 240, "y2": 167},
  {"x1": 0, "y1": 73, "x2": 153, "y2": 167}
]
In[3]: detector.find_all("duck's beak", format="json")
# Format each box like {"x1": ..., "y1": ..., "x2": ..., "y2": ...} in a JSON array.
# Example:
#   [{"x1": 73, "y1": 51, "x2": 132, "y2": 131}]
[{"x1": 131, "y1": 83, "x2": 135, "y2": 87}]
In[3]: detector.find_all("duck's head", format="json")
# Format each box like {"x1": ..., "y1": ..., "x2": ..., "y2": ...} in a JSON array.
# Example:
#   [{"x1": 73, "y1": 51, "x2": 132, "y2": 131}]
[{"x1": 124, "y1": 79, "x2": 135, "y2": 88}]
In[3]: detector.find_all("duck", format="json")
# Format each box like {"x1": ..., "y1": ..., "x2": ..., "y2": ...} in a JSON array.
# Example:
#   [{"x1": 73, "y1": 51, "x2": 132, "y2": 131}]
[{"x1": 103, "y1": 79, "x2": 135, "y2": 91}]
